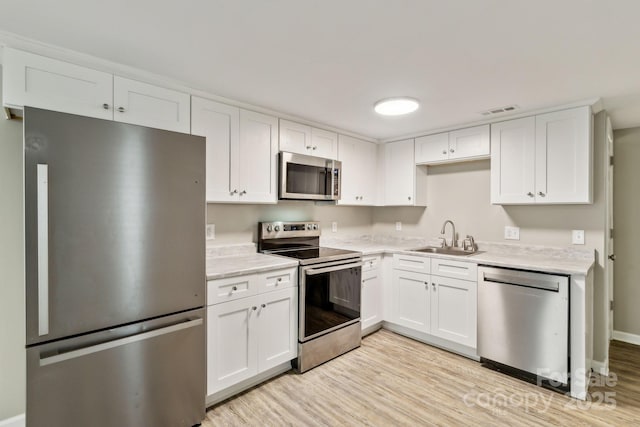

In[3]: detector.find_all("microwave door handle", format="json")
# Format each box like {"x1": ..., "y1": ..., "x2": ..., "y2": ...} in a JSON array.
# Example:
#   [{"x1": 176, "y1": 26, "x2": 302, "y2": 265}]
[{"x1": 305, "y1": 261, "x2": 363, "y2": 276}]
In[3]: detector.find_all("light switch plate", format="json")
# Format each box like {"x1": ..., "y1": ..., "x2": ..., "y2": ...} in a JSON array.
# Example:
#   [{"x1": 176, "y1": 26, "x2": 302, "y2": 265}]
[
  {"x1": 206, "y1": 224, "x2": 215, "y2": 240},
  {"x1": 572, "y1": 229, "x2": 585, "y2": 245},
  {"x1": 504, "y1": 226, "x2": 520, "y2": 240},
  {"x1": 331, "y1": 222, "x2": 338, "y2": 232},
  {"x1": 395, "y1": 221, "x2": 402, "y2": 231}
]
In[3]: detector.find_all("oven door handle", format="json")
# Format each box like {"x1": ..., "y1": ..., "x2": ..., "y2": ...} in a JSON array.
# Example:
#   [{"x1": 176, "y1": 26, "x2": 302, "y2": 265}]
[{"x1": 305, "y1": 261, "x2": 363, "y2": 276}]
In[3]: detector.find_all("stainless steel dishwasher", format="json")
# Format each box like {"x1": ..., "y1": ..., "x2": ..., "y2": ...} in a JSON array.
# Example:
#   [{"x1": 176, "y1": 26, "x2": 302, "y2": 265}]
[{"x1": 478, "y1": 266, "x2": 569, "y2": 389}]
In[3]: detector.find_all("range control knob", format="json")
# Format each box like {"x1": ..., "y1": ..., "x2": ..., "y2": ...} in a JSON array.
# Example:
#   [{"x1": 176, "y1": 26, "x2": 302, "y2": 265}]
[
  {"x1": 313, "y1": 224, "x2": 319, "y2": 230},
  {"x1": 266, "y1": 225, "x2": 273, "y2": 232},
  {"x1": 306, "y1": 224, "x2": 312, "y2": 230},
  {"x1": 274, "y1": 225, "x2": 281, "y2": 232}
]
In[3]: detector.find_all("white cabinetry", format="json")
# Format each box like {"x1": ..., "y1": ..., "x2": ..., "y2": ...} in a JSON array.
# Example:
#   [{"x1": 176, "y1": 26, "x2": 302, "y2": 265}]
[
  {"x1": 491, "y1": 106, "x2": 593, "y2": 204},
  {"x1": 2, "y1": 48, "x2": 190, "y2": 133},
  {"x1": 381, "y1": 139, "x2": 427, "y2": 206},
  {"x1": 279, "y1": 119, "x2": 337, "y2": 158},
  {"x1": 206, "y1": 268, "x2": 297, "y2": 396},
  {"x1": 337, "y1": 135, "x2": 378, "y2": 205},
  {"x1": 390, "y1": 254, "x2": 477, "y2": 348},
  {"x1": 415, "y1": 125, "x2": 490, "y2": 165},
  {"x1": 361, "y1": 255, "x2": 382, "y2": 331},
  {"x1": 112, "y1": 76, "x2": 190, "y2": 133},
  {"x1": 192, "y1": 97, "x2": 278, "y2": 203},
  {"x1": 3, "y1": 48, "x2": 113, "y2": 120}
]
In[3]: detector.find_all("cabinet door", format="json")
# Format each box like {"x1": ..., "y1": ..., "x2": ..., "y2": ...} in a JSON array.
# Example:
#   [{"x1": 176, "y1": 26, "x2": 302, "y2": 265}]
[
  {"x1": 191, "y1": 97, "x2": 240, "y2": 202},
  {"x1": 449, "y1": 125, "x2": 490, "y2": 160},
  {"x1": 279, "y1": 119, "x2": 312, "y2": 155},
  {"x1": 257, "y1": 288, "x2": 298, "y2": 371},
  {"x1": 392, "y1": 270, "x2": 430, "y2": 333},
  {"x1": 337, "y1": 135, "x2": 377, "y2": 205},
  {"x1": 361, "y1": 268, "x2": 382, "y2": 330},
  {"x1": 113, "y1": 76, "x2": 190, "y2": 133},
  {"x1": 238, "y1": 110, "x2": 278, "y2": 203},
  {"x1": 207, "y1": 297, "x2": 258, "y2": 394},
  {"x1": 490, "y1": 117, "x2": 536, "y2": 204},
  {"x1": 383, "y1": 139, "x2": 416, "y2": 206},
  {"x1": 3, "y1": 48, "x2": 113, "y2": 120},
  {"x1": 535, "y1": 106, "x2": 592, "y2": 204},
  {"x1": 415, "y1": 132, "x2": 449, "y2": 164},
  {"x1": 311, "y1": 128, "x2": 338, "y2": 159},
  {"x1": 430, "y1": 276, "x2": 477, "y2": 348}
]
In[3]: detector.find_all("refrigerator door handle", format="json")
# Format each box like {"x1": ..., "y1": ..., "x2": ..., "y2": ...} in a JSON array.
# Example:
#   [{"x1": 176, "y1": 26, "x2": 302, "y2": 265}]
[
  {"x1": 37, "y1": 164, "x2": 49, "y2": 336},
  {"x1": 40, "y1": 318, "x2": 203, "y2": 367}
]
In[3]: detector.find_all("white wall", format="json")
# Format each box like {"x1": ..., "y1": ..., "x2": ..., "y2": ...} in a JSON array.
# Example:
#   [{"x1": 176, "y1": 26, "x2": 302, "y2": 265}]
[
  {"x1": 0, "y1": 67, "x2": 26, "y2": 420},
  {"x1": 206, "y1": 201, "x2": 373, "y2": 245}
]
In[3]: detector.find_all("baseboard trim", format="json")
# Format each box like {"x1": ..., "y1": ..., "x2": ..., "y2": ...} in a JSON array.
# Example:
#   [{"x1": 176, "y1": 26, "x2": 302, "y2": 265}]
[
  {"x1": 612, "y1": 330, "x2": 640, "y2": 346},
  {"x1": 0, "y1": 414, "x2": 25, "y2": 427},
  {"x1": 591, "y1": 359, "x2": 609, "y2": 376}
]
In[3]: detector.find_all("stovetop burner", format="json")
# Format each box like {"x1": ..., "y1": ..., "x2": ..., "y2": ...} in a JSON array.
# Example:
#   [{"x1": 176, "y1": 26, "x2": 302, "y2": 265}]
[{"x1": 258, "y1": 221, "x2": 361, "y2": 265}]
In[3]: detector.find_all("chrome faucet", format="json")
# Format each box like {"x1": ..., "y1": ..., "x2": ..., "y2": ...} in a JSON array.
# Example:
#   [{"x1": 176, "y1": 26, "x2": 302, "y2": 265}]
[{"x1": 440, "y1": 220, "x2": 457, "y2": 248}]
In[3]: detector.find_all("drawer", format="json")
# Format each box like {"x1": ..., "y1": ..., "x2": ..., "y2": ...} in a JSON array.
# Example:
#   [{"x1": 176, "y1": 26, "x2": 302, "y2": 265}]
[
  {"x1": 207, "y1": 274, "x2": 257, "y2": 305},
  {"x1": 257, "y1": 267, "x2": 297, "y2": 293},
  {"x1": 393, "y1": 253, "x2": 431, "y2": 274},
  {"x1": 362, "y1": 255, "x2": 381, "y2": 272},
  {"x1": 430, "y1": 258, "x2": 477, "y2": 281}
]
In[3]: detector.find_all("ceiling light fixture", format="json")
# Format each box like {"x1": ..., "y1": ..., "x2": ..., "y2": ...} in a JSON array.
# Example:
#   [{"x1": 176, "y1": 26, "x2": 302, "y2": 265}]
[{"x1": 374, "y1": 97, "x2": 420, "y2": 116}]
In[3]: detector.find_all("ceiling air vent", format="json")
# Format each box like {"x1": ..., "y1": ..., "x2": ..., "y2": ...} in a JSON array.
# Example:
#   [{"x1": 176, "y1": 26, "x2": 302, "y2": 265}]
[{"x1": 479, "y1": 105, "x2": 519, "y2": 116}]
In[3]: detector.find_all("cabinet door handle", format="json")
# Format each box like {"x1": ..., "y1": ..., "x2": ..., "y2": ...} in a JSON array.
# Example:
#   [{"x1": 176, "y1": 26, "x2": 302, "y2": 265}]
[
  {"x1": 102, "y1": 103, "x2": 110, "y2": 110},
  {"x1": 408, "y1": 196, "x2": 412, "y2": 201},
  {"x1": 252, "y1": 306, "x2": 257, "y2": 311},
  {"x1": 231, "y1": 286, "x2": 238, "y2": 291},
  {"x1": 442, "y1": 150, "x2": 447, "y2": 155},
  {"x1": 538, "y1": 191, "x2": 546, "y2": 197},
  {"x1": 117, "y1": 106, "x2": 126, "y2": 113},
  {"x1": 239, "y1": 190, "x2": 247, "y2": 195},
  {"x1": 527, "y1": 192, "x2": 535, "y2": 197},
  {"x1": 230, "y1": 189, "x2": 238, "y2": 195},
  {"x1": 449, "y1": 148, "x2": 455, "y2": 153},
  {"x1": 312, "y1": 146, "x2": 317, "y2": 150},
  {"x1": 306, "y1": 146, "x2": 312, "y2": 149}
]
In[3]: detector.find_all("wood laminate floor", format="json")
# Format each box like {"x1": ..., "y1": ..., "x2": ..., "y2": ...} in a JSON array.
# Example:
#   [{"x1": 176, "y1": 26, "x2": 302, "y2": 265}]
[{"x1": 203, "y1": 330, "x2": 640, "y2": 426}]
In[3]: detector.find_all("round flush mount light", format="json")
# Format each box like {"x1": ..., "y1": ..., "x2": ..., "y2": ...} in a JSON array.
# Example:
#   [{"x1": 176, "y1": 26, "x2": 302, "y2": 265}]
[{"x1": 374, "y1": 97, "x2": 420, "y2": 116}]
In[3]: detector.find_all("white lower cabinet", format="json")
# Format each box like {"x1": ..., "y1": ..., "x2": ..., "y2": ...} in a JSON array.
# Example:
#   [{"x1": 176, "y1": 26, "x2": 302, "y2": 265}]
[
  {"x1": 207, "y1": 269, "x2": 297, "y2": 396},
  {"x1": 361, "y1": 256, "x2": 382, "y2": 330},
  {"x1": 390, "y1": 254, "x2": 477, "y2": 349}
]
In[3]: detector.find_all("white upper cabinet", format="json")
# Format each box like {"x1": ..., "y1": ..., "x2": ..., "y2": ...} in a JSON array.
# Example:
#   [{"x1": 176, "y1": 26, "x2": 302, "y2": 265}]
[
  {"x1": 191, "y1": 97, "x2": 240, "y2": 202},
  {"x1": 337, "y1": 134, "x2": 377, "y2": 205},
  {"x1": 279, "y1": 119, "x2": 337, "y2": 158},
  {"x1": 491, "y1": 106, "x2": 592, "y2": 204},
  {"x1": 3, "y1": 48, "x2": 113, "y2": 120},
  {"x1": 113, "y1": 76, "x2": 190, "y2": 133},
  {"x1": 237, "y1": 110, "x2": 279, "y2": 203},
  {"x1": 534, "y1": 107, "x2": 592, "y2": 203},
  {"x1": 311, "y1": 127, "x2": 338, "y2": 159},
  {"x1": 2, "y1": 48, "x2": 191, "y2": 133},
  {"x1": 381, "y1": 139, "x2": 427, "y2": 206},
  {"x1": 192, "y1": 97, "x2": 277, "y2": 204},
  {"x1": 415, "y1": 125, "x2": 490, "y2": 165}
]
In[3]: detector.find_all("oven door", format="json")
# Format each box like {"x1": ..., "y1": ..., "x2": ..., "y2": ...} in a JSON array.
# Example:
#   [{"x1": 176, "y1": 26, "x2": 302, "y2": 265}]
[
  {"x1": 279, "y1": 152, "x2": 341, "y2": 200},
  {"x1": 300, "y1": 259, "x2": 362, "y2": 342}
]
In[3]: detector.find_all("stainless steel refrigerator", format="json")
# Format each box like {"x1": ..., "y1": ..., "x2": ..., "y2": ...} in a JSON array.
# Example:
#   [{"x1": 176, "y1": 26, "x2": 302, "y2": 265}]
[{"x1": 24, "y1": 107, "x2": 206, "y2": 427}]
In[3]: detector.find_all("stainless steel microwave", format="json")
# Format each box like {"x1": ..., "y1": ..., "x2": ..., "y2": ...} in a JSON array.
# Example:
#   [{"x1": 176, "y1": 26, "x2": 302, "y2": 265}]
[{"x1": 279, "y1": 151, "x2": 341, "y2": 201}]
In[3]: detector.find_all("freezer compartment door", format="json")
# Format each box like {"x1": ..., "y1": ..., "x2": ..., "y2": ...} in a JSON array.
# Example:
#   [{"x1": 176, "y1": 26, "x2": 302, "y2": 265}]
[
  {"x1": 27, "y1": 308, "x2": 205, "y2": 427},
  {"x1": 24, "y1": 107, "x2": 205, "y2": 344}
]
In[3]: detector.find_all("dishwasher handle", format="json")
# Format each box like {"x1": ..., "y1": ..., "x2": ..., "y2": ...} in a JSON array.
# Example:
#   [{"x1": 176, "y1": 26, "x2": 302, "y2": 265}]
[{"x1": 482, "y1": 271, "x2": 560, "y2": 292}]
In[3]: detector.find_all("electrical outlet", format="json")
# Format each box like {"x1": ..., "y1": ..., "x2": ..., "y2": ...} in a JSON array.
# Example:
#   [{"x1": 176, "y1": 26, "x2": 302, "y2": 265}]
[
  {"x1": 206, "y1": 224, "x2": 215, "y2": 240},
  {"x1": 395, "y1": 221, "x2": 402, "y2": 231},
  {"x1": 572, "y1": 229, "x2": 585, "y2": 245},
  {"x1": 504, "y1": 226, "x2": 520, "y2": 240},
  {"x1": 331, "y1": 222, "x2": 338, "y2": 232}
]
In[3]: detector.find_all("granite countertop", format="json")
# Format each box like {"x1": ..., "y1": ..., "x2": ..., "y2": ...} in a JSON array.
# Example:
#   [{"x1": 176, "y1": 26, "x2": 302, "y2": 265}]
[
  {"x1": 206, "y1": 243, "x2": 299, "y2": 280},
  {"x1": 321, "y1": 236, "x2": 595, "y2": 276}
]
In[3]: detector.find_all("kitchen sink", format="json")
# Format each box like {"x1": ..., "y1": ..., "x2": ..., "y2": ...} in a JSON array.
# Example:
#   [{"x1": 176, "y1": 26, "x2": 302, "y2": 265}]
[{"x1": 409, "y1": 246, "x2": 478, "y2": 256}]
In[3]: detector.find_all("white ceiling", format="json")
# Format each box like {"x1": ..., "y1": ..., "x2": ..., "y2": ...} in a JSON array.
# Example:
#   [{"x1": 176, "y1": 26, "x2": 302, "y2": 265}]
[{"x1": 1, "y1": 0, "x2": 640, "y2": 139}]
